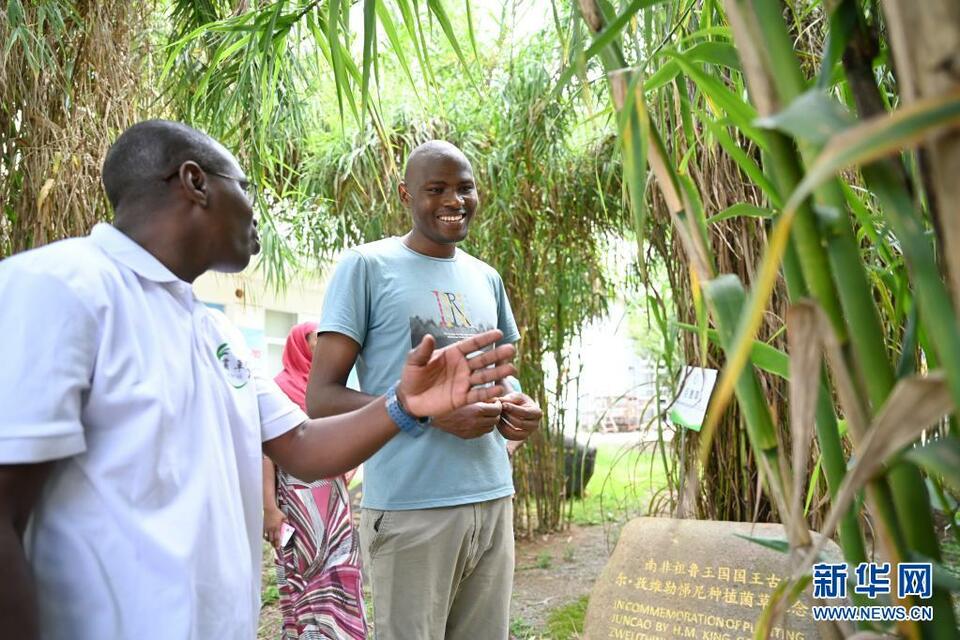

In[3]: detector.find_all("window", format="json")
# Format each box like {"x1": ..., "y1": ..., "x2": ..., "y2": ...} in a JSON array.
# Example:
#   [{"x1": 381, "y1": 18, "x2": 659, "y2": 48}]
[{"x1": 264, "y1": 310, "x2": 297, "y2": 376}]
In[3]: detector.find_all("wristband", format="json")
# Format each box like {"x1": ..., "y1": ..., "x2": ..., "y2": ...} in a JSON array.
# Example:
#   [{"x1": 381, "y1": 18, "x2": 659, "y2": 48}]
[{"x1": 385, "y1": 382, "x2": 428, "y2": 437}]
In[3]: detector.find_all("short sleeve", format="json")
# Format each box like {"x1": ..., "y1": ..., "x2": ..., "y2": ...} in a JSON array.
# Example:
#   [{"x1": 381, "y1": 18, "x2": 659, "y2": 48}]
[
  {"x1": 318, "y1": 249, "x2": 369, "y2": 347},
  {"x1": 494, "y1": 273, "x2": 520, "y2": 345},
  {"x1": 255, "y1": 373, "x2": 308, "y2": 442},
  {"x1": 0, "y1": 268, "x2": 96, "y2": 463},
  {"x1": 203, "y1": 308, "x2": 307, "y2": 443}
]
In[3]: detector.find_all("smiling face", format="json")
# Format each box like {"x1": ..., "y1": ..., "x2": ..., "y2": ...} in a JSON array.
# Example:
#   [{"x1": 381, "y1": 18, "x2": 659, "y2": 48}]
[{"x1": 400, "y1": 143, "x2": 478, "y2": 257}]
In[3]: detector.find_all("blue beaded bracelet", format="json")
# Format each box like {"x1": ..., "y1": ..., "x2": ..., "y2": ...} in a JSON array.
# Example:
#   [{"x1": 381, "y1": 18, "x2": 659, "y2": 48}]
[{"x1": 385, "y1": 382, "x2": 428, "y2": 437}]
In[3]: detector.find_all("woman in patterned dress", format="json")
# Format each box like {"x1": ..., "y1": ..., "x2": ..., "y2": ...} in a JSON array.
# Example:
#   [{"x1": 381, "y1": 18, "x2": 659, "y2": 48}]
[{"x1": 263, "y1": 322, "x2": 366, "y2": 639}]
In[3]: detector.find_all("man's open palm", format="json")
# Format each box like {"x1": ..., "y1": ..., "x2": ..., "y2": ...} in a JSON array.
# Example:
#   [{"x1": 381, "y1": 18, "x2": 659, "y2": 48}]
[{"x1": 399, "y1": 329, "x2": 517, "y2": 418}]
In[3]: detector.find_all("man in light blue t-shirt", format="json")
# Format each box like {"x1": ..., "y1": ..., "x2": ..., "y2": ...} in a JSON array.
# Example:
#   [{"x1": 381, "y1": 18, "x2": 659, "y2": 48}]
[{"x1": 307, "y1": 140, "x2": 542, "y2": 639}]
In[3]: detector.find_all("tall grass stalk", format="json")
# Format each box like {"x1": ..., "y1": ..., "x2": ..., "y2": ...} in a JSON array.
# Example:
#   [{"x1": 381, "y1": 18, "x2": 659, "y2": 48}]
[{"x1": 572, "y1": 0, "x2": 960, "y2": 635}]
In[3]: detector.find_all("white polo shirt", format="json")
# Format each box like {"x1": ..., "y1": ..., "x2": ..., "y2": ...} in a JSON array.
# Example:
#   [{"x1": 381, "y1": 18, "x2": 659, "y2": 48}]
[{"x1": 0, "y1": 224, "x2": 307, "y2": 639}]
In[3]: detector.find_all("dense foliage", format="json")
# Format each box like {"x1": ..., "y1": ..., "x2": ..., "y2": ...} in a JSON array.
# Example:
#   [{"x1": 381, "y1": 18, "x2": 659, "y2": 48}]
[
  {"x1": 4, "y1": 1, "x2": 960, "y2": 634},
  {"x1": 573, "y1": 0, "x2": 960, "y2": 636}
]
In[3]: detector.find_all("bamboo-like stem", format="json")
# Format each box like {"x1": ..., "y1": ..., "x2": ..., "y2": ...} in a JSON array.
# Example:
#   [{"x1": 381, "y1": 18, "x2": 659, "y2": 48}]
[
  {"x1": 728, "y1": 0, "x2": 909, "y2": 576},
  {"x1": 812, "y1": 382, "x2": 871, "y2": 607},
  {"x1": 881, "y1": 0, "x2": 960, "y2": 312},
  {"x1": 707, "y1": 278, "x2": 845, "y2": 640},
  {"x1": 705, "y1": 276, "x2": 782, "y2": 479},
  {"x1": 831, "y1": 19, "x2": 960, "y2": 627},
  {"x1": 762, "y1": 133, "x2": 848, "y2": 344},
  {"x1": 860, "y1": 162, "x2": 960, "y2": 634},
  {"x1": 578, "y1": 5, "x2": 958, "y2": 635},
  {"x1": 747, "y1": 0, "x2": 895, "y2": 411},
  {"x1": 742, "y1": 1, "x2": 958, "y2": 634},
  {"x1": 871, "y1": 9, "x2": 960, "y2": 628},
  {"x1": 720, "y1": 3, "x2": 960, "y2": 637},
  {"x1": 775, "y1": 177, "x2": 873, "y2": 608},
  {"x1": 726, "y1": 6, "x2": 902, "y2": 530}
]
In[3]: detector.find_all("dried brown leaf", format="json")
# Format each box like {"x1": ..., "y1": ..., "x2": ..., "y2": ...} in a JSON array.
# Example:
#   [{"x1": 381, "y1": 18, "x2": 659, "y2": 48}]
[
  {"x1": 787, "y1": 302, "x2": 821, "y2": 523},
  {"x1": 800, "y1": 372, "x2": 954, "y2": 571}
]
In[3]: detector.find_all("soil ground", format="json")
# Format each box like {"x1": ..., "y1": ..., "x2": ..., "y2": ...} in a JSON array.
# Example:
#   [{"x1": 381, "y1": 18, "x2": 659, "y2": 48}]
[
  {"x1": 258, "y1": 518, "x2": 960, "y2": 639},
  {"x1": 256, "y1": 520, "x2": 621, "y2": 639},
  {"x1": 510, "y1": 523, "x2": 621, "y2": 633},
  {"x1": 258, "y1": 439, "x2": 652, "y2": 639}
]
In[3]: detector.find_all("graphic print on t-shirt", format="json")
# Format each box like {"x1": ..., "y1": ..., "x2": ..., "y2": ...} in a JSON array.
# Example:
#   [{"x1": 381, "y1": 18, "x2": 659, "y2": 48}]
[{"x1": 409, "y1": 289, "x2": 493, "y2": 349}]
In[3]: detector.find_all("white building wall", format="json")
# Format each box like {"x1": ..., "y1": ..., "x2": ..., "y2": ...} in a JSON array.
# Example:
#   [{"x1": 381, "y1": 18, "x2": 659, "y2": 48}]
[{"x1": 193, "y1": 266, "x2": 331, "y2": 377}]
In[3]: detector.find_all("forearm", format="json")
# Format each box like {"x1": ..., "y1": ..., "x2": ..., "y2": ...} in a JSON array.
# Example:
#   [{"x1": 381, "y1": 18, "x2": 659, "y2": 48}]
[
  {"x1": 0, "y1": 523, "x2": 40, "y2": 636},
  {"x1": 262, "y1": 456, "x2": 279, "y2": 512},
  {"x1": 307, "y1": 382, "x2": 378, "y2": 418},
  {"x1": 267, "y1": 394, "x2": 398, "y2": 482}
]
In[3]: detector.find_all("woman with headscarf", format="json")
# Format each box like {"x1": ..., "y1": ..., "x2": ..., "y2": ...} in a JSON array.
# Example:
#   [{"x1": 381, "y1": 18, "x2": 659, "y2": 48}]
[{"x1": 263, "y1": 321, "x2": 366, "y2": 639}]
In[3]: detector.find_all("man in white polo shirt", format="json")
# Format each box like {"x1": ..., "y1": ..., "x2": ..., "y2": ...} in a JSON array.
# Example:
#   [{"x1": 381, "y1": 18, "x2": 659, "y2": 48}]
[{"x1": 0, "y1": 120, "x2": 517, "y2": 640}]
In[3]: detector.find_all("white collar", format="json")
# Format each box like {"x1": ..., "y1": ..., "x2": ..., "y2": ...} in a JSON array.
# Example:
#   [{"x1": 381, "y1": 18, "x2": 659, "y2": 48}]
[{"x1": 89, "y1": 223, "x2": 182, "y2": 284}]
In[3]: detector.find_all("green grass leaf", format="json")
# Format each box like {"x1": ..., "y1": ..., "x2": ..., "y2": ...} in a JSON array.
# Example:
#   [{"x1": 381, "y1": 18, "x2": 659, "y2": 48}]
[
  {"x1": 375, "y1": 2, "x2": 418, "y2": 94},
  {"x1": 669, "y1": 52, "x2": 764, "y2": 144},
  {"x1": 703, "y1": 88, "x2": 960, "y2": 447},
  {"x1": 427, "y1": 0, "x2": 476, "y2": 89},
  {"x1": 545, "y1": 595, "x2": 589, "y2": 640},
  {"x1": 677, "y1": 322, "x2": 789, "y2": 379},
  {"x1": 903, "y1": 437, "x2": 960, "y2": 494},
  {"x1": 706, "y1": 203, "x2": 773, "y2": 224},
  {"x1": 732, "y1": 534, "x2": 790, "y2": 554},
  {"x1": 645, "y1": 60, "x2": 678, "y2": 92},
  {"x1": 682, "y1": 40, "x2": 741, "y2": 70},
  {"x1": 360, "y1": 0, "x2": 376, "y2": 121},
  {"x1": 756, "y1": 89, "x2": 855, "y2": 146},
  {"x1": 555, "y1": 0, "x2": 667, "y2": 92},
  {"x1": 700, "y1": 116, "x2": 781, "y2": 206}
]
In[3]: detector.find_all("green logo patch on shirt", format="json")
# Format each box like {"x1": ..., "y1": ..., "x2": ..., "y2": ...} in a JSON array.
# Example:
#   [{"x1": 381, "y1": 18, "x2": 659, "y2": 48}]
[{"x1": 217, "y1": 343, "x2": 251, "y2": 389}]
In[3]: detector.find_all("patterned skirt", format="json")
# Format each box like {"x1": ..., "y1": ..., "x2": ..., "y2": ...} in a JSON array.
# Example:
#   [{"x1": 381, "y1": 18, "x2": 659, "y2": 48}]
[{"x1": 274, "y1": 471, "x2": 367, "y2": 639}]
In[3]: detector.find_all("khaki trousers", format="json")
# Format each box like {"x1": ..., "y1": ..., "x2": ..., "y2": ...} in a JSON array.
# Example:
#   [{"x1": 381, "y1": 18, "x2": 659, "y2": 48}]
[{"x1": 359, "y1": 497, "x2": 514, "y2": 640}]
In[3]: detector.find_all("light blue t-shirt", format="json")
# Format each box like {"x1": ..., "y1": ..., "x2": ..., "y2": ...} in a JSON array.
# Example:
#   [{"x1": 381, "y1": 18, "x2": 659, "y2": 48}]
[{"x1": 319, "y1": 237, "x2": 521, "y2": 510}]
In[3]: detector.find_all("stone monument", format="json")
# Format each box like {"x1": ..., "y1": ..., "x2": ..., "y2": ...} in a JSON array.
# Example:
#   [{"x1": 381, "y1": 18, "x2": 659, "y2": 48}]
[{"x1": 584, "y1": 517, "x2": 842, "y2": 639}]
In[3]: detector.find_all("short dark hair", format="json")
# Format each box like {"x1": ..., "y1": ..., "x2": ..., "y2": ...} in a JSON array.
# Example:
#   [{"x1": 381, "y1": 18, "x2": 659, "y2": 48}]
[{"x1": 102, "y1": 119, "x2": 233, "y2": 211}]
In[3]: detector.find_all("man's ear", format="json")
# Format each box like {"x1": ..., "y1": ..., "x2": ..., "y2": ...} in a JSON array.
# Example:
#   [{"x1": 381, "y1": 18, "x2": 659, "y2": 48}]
[
  {"x1": 398, "y1": 181, "x2": 411, "y2": 206},
  {"x1": 180, "y1": 161, "x2": 209, "y2": 207}
]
